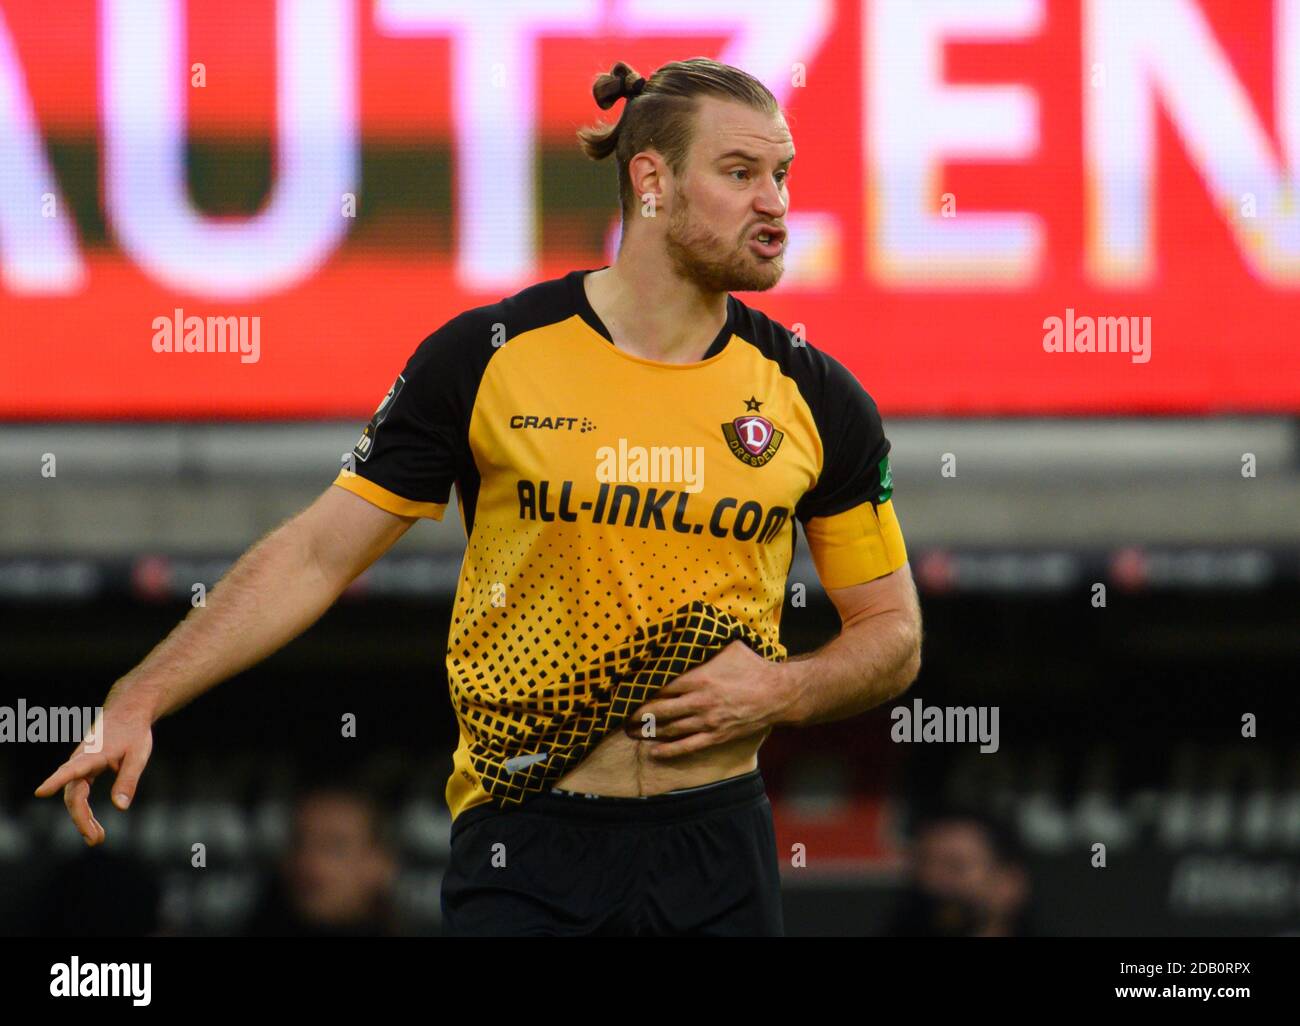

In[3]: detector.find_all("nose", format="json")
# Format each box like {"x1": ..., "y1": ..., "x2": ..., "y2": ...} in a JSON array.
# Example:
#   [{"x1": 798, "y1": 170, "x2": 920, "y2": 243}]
[
  {"x1": 755, "y1": 192, "x2": 786, "y2": 219},
  {"x1": 754, "y1": 176, "x2": 787, "y2": 218}
]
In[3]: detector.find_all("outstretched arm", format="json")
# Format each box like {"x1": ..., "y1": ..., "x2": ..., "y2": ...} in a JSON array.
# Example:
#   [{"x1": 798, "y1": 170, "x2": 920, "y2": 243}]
[{"x1": 34, "y1": 484, "x2": 417, "y2": 844}]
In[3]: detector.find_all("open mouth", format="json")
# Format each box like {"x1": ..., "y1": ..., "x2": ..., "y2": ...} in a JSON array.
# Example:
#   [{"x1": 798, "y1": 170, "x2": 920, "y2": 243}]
[{"x1": 750, "y1": 227, "x2": 786, "y2": 257}]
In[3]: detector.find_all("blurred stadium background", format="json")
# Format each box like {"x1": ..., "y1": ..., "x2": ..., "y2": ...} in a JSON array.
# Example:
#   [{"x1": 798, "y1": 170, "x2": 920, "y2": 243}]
[{"x1": 3, "y1": 0, "x2": 1299, "y2": 936}]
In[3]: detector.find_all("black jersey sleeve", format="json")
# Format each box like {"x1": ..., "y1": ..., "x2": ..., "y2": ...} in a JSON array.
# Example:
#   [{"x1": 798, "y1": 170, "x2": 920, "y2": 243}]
[
  {"x1": 794, "y1": 351, "x2": 906, "y2": 588},
  {"x1": 332, "y1": 317, "x2": 477, "y2": 519}
]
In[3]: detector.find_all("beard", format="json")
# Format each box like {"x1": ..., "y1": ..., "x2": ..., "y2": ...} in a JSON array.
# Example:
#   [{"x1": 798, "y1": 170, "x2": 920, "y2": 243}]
[{"x1": 663, "y1": 186, "x2": 784, "y2": 293}]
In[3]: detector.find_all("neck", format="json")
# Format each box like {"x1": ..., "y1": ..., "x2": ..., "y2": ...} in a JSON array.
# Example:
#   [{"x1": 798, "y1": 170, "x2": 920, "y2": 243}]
[{"x1": 584, "y1": 251, "x2": 729, "y2": 364}]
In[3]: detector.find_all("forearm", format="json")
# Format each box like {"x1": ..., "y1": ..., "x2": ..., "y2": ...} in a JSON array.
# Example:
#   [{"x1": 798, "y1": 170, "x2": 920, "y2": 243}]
[
  {"x1": 778, "y1": 611, "x2": 921, "y2": 727},
  {"x1": 105, "y1": 517, "x2": 346, "y2": 722}
]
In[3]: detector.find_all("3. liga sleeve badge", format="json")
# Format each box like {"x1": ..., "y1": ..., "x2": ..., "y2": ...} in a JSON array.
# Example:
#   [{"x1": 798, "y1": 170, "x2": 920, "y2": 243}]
[
  {"x1": 352, "y1": 373, "x2": 405, "y2": 462},
  {"x1": 722, "y1": 415, "x2": 783, "y2": 467}
]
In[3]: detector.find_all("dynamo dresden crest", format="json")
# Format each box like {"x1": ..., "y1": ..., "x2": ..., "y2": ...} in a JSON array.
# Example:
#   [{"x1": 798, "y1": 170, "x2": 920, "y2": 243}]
[{"x1": 722, "y1": 415, "x2": 784, "y2": 467}]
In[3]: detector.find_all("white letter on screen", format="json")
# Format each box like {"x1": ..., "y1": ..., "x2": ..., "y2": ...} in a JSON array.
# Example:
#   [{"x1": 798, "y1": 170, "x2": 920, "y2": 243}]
[
  {"x1": 1087, "y1": 0, "x2": 1300, "y2": 284},
  {"x1": 0, "y1": 6, "x2": 83, "y2": 293},
  {"x1": 868, "y1": 0, "x2": 1044, "y2": 287},
  {"x1": 376, "y1": 0, "x2": 600, "y2": 289},
  {"x1": 101, "y1": 0, "x2": 357, "y2": 298}
]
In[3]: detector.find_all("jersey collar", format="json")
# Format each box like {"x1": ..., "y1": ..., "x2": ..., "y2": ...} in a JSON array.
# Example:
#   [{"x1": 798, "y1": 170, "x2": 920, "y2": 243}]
[{"x1": 569, "y1": 267, "x2": 735, "y2": 362}]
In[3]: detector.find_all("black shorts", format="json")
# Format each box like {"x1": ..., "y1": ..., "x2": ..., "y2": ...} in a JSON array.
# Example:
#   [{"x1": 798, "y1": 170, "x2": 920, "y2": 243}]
[{"x1": 441, "y1": 768, "x2": 784, "y2": 936}]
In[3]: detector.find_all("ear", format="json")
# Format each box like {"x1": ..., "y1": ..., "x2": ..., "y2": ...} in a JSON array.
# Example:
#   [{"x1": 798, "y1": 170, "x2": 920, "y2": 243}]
[{"x1": 627, "y1": 150, "x2": 666, "y2": 217}]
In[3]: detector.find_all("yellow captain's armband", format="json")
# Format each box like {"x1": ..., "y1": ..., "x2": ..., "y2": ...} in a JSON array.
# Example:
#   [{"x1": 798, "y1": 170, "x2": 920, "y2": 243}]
[{"x1": 802, "y1": 499, "x2": 907, "y2": 590}]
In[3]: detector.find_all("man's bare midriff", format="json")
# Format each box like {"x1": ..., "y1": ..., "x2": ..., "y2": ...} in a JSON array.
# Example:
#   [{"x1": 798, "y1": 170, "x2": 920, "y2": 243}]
[{"x1": 554, "y1": 726, "x2": 773, "y2": 796}]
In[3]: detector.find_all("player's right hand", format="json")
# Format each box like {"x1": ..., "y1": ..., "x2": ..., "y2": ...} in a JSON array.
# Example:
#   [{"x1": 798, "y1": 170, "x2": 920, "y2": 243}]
[{"x1": 33, "y1": 700, "x2": 155, "y2": 846}]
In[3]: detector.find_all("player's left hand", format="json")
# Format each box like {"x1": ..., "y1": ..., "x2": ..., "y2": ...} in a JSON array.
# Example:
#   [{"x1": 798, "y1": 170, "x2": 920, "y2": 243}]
[{"x1": 624, "y1": 640, "x2": 797, "y2": 758}]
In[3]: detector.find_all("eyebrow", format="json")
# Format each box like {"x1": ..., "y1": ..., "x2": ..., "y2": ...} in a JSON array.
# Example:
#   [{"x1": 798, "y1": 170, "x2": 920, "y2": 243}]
[{"x1": 716, "y1": 149, "x2": 795, "y2": 166}]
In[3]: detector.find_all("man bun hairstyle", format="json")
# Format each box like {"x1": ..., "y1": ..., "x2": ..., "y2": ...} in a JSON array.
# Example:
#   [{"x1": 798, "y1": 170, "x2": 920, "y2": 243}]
[
  {"x1": 591, "y1": 61, "x2": 648, "y2": 115},
  {"x1": 576, "y1": 57, "x2": 780, "y2": 224}
]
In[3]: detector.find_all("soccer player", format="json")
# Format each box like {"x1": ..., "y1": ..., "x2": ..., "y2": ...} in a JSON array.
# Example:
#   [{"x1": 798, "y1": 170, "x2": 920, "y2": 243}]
[{"x1": 36, "y1": 57, "x2": 922, "y2": 937}]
